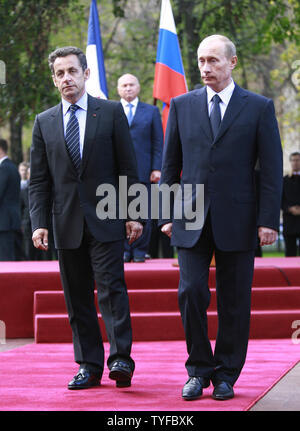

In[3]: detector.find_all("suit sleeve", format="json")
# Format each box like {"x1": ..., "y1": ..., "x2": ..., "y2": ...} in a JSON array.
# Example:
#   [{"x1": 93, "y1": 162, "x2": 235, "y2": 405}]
[
  {"x1": 256, "y1": 99, "x2": 283, "y2": 231},
  {"x1": 158, "y1": 98, "x2": 183, "y2": 226},
  {"x1": 29, "y1": 115, "x2": 52, "y2": 232},
  {"x1": 151, "y1": 106, "x2": 164, "y2": 172}
]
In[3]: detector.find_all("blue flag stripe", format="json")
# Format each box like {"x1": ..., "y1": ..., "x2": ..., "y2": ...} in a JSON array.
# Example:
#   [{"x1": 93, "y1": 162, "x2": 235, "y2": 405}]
[{"x1": 156, "y1": 28, "x2": 185, "y2": 75}]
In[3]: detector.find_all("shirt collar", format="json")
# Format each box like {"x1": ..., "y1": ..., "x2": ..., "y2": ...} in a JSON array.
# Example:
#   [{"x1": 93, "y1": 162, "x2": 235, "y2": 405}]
[
  {"x1": 207, "y1": 79, "x2": 235, "y2": 105},
  {"x1": 0, "y1": 156, "x2": 8, "y2": 165},
  {"x1": 120, "y1": 97, "x2": 139, "y2": 108},
  {"x1": 62, "y1": 91, "x2": 88, "y2": 116}
]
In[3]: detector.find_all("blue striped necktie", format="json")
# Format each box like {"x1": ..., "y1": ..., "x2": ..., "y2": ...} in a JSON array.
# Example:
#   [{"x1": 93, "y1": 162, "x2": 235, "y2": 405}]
[{"x1": 65, "y1": 104, "x2": 81, "y2": 173}]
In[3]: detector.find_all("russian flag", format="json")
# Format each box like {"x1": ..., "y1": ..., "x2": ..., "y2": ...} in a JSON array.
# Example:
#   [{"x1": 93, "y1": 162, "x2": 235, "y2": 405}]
[
  {"x1": 153, "y1": 0, "x2": 187, "y2": 134},
  {"x1": 86, "y1": 0, "x2": 108, "y2": 99}
]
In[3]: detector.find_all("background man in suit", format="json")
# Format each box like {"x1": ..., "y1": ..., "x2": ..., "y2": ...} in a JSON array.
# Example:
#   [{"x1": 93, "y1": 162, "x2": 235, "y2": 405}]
[
  {"x1": 282, "y1": 152, "x2": 300, "y2": 256},
  {"x1": 159, "y1": 35, "x2": 283, "y2": 401},
  {"x1": 117, "y1": 73, "x2": 163, "y2": 262},
  {"x1": 29, "y1": 46, "x2": 143, "y2": 390},
  {"x1": 0, "y1": 139, "x2": 21, "y2": 261}
]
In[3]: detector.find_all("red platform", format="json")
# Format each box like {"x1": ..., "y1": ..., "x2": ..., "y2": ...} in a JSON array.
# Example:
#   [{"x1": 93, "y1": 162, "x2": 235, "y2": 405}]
[{"x1": 0, "y1": 258, "x2": 300, "y2": 341}]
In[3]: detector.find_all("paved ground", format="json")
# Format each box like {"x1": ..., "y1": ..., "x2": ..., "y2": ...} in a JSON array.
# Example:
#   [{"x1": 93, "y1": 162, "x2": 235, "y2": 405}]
[{"x1": 0, "y1": 339, "x2": 299, "y2": 411}]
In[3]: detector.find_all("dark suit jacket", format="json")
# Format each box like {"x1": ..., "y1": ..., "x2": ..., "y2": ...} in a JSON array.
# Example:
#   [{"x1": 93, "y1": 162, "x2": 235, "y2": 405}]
[
  {"x1": 281, "y1": 174, "x2": 300, "y2": 235},
  {"x1": 159, "y1": 84, "x2": 283, "y2": 251},
  {"x1": 29, "y1": 94, "x2": 139, "y2": 249},
  {"x1": 129, "y1": 102, "x2": 163, "y2": 183},
  {"x1": 0, "y1": 158, "x2": 21, "y2": 231}
]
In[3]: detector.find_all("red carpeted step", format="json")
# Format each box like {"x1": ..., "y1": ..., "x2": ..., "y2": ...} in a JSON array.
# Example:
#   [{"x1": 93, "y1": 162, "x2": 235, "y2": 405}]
[
  {"x1": 34, "y1": 308, "x2": 300, "y2": 342},
  {"x1": 34, "y1": 286, "x2": 300, "y2": 315}
]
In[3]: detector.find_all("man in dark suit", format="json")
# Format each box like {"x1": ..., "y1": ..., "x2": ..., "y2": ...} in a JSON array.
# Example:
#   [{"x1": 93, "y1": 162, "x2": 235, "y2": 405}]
[
  {"x1": 282, "y1": 152, "x2": 300, "y2": 256},
  {"x1": 159, "y1": 35, "x2": 283, "y2": 400},
  {"x1": 0, "y1": 139, "x2": 21, "y2": 261},
  {"x1": 117, "y1": 74, "x2": 163, "y2": 262},
  {"x1": 29, "y1": 46, "x2": 143, "y2": 390}
]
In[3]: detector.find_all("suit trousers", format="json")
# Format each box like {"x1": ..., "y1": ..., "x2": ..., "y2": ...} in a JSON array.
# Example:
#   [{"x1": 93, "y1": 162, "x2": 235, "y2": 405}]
[
  {"x1": 283, "y1": 233, "x2": 300, "y2": 256},
  {"x1": 177, "y1": 213, "x2": 255, "y2": 386},
  {"x1": 0, "y1": 231, "x2": 15, "y2": 261},
  {"x1": 58, "y1": 222, "x2": 134, "y2": 374}
]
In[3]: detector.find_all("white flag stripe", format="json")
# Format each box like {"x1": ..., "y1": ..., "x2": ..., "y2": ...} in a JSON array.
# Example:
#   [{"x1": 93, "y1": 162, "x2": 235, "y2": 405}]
[{"x1": 159, "y1": 0, "x2": 176, "y2": 34}]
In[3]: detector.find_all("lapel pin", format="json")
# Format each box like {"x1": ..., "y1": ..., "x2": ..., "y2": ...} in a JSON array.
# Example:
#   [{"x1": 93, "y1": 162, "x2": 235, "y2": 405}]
[{"x1": 92, "y1": 113, "x2": 97, "y2": 117}]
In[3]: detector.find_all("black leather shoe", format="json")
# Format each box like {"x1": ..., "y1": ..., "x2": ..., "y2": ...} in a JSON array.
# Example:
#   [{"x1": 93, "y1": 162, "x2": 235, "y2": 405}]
[
  {"x1": 212, "y1": 381, "x2": 234, "y2": 400},
  {"x1": 133, "y1": 257, "x2": 145, "y2": 263},
  {"x1": 68, "y1": 367, "x2": 101, "y2": 390},
  {"x1": 109, "y1": 360, "x2": 133, "y2": 387},
  {"x1": 124, "y1": 254, "x2": 131, "y2": 263},
  {"x1": 182, "y1": 377, "x2": 210, "y2": 400}
]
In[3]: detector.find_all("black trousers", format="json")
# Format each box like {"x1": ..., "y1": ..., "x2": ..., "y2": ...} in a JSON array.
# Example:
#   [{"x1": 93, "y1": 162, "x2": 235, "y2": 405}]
[
  {"x1": 283, "y1": 234, "x2": 300, "y2": 256},
  {"x1": 58, "y1": 223, "x2": 134, "y2": 375},
  {"x1": 177, "y1": 213, "x2": 255, "y2": 386},
  {"x1": 0, "y1": 231, "x2": 15, "y2": 261}
]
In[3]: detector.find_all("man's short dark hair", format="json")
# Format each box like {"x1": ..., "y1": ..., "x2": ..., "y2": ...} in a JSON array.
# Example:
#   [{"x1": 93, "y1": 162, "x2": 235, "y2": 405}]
[
  {"x1": 0, "y1": 139, "x2": 8, "y2": 153},
  {"x1": 289, "y1": 152, "x2": 300, "y2": 160},
  {"x1": 48, "y1": 46, "x2": 87, "y2": 74}
]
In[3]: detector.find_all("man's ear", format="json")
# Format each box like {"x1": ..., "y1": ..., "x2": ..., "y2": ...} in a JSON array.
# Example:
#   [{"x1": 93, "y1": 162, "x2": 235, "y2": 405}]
[
  {"x1": 52, "y1": 75, "x2": 58, "y2": 88},
  {"x1": 230, "y1": 55, "x2": 238, "y2": 70},
  {"x1": 84, "y1": 68, "x2": 90, "y2": 81}
]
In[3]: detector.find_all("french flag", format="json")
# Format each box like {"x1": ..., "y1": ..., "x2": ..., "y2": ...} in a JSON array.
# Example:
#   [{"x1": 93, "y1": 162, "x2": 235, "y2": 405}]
[
  {"x1": 153, "y1": 0, "x2": 187, "y2": 134},
  {"x1": 86, "y1": 0, "x2": 108, "y2": 99}
]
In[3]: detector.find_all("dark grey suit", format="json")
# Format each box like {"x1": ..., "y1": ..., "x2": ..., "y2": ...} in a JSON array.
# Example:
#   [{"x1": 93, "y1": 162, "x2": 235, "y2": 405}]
[
  {"x1": 159, "y1": 84, "x2": 283, "y2": 385},
  {"x1": 29, "y1": 94, "x2": 139, "y2": 374},
  {"x1": 0, "y1": 158, "x2": 21, "y2": 260}
]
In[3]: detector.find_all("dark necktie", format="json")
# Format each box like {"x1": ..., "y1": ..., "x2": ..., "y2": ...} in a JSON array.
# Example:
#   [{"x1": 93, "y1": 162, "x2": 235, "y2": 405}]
[
  {"x1": 65, "y1": 104, "x2": 81, "y2": 173},
  {"x1": 127, "y1": 103, "x2": 133, "y2": 126},
  {"x1": 210, "y1": 94, "x2": 221, "y2": 139}
]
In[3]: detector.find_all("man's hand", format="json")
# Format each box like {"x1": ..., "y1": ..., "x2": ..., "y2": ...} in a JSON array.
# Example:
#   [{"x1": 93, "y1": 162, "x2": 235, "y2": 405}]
[
  {"x1": 126, "y1": 221, "x2": 143, "y2": 245},
  {"x1": 161, "y1": 222, "x2": 172, "y2": 238},
  {"x1": 289, "y1": 205, "x2": 300, "y2": 216},
  {"x1": 150, "y1": 170, "x2": 161, "y2": 183},
  {"x1": 32, "y1": 228, "x2": 49, "y2": 251},
  {"x1": 258, "y1": 226, "x2": 278, "y2": 247}
]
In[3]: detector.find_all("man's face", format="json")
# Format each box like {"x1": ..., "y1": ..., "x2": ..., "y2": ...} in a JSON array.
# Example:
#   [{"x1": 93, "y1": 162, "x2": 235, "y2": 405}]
[
  {"x1": 197, "y1": 38, "x2": 237, "y2": 93},
  {"x1": 52, "y1": 54, "x2": 90, "y2": 103},
  {"x1": 117, "y1": 74, "x2": 140, "y2": 102},
  {"x1": 19, "y1": 166, "x2": 28, "y2": 180},
  {"x1": 290, "y1": 155, "x2": 300, "y2": 172}
]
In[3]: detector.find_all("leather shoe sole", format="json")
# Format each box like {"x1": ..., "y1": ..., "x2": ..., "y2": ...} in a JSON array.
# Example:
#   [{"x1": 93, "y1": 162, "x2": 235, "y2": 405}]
[
  {"x1": 109, "y1": 360, "x2": 133, "y2": 388},
  {"x1": 212, "y1": 381, "x2": 234, "y2": 400},
  {"x1": 133, "y1": 257, "x2": 145, "y2": 263},
  {"x1": 182, "y1": 377, "x2": 210, "y2": 400}
]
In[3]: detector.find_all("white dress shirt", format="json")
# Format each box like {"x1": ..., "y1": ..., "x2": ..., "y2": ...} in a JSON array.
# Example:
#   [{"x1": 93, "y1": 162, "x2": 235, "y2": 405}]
[
  {"x1": 120, "y1": 97, "x2": 139, "y2": 120},
  {"x1": 62, "y1": 92, "x2": 88, "y2": 158},
  {"x1": 207, "y1": 80, "x2": 235, "y2": 120}
]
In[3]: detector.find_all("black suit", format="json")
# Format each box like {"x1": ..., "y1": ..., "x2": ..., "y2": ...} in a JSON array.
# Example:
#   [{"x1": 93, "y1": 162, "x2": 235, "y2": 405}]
[
  {"x1": 159, "y1": 84, "x2": 283, "y2": 385},
  {"x1": 29, "y1": 94, "x2": 139, "y2": 374},
  {"x1": 0, "y1": 158, "x2": 21, "y2": 260},
  {"x1": 281, "y1": 174, "x2": 300, "y2": 256}
]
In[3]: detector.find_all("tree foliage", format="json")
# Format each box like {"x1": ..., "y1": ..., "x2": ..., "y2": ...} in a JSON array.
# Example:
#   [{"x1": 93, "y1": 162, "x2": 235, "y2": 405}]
[{"x1": 0, "y1": 0, "x2": 83, "y2": 163}]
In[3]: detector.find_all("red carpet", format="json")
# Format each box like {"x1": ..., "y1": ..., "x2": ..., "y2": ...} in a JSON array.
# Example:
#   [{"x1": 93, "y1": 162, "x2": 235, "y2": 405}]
[{"x1": 0, "y1": 339, "x2": 299, "y2": 411}]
